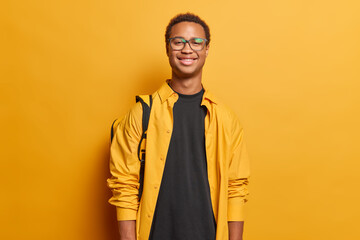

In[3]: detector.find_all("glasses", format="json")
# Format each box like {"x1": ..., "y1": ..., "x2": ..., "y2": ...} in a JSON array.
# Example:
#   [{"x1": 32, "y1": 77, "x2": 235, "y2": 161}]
[{"x1": 168, "y1": 37, "x2": 208, "y2": 51}]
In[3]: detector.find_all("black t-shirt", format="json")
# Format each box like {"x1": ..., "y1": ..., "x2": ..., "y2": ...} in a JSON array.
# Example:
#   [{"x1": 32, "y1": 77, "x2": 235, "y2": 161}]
[{"x1": 149, "y1": 88, "x2": 216, "y2": 240}]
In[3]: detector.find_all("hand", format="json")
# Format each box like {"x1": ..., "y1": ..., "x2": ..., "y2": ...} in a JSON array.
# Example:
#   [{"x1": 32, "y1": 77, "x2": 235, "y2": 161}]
[
  {"x1": 228, "y1": 221, "x2": 244, "y2": 240},
  {"x1": 118, "y1": 220, "x2": 136, "y2": 240}
]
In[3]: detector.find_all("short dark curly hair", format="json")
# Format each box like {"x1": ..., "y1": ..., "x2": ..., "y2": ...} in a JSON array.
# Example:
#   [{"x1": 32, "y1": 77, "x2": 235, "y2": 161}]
[{"x1": 165, "y1": 13, "x2": 211, "y2": 48}]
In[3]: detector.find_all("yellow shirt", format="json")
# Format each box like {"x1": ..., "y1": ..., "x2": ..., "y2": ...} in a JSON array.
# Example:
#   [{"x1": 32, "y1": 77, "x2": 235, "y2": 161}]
[{"x1": 107, "y1": 81, "x2": 250, "y2": 240}]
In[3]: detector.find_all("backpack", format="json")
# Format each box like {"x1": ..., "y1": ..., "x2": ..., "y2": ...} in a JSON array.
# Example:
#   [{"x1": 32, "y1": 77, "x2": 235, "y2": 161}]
[{"x1": 110, "y1": 95, "x2": 153, "y2": 201}]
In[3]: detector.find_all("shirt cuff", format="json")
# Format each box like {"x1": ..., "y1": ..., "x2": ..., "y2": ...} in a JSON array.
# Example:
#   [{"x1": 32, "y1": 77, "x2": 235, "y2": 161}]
[
  {"x1": 116, "y1": 207, "x2": 137, "y2": 221},
  {"x1": 228, "y1": 198, "x2": 245, "y2": 221}
]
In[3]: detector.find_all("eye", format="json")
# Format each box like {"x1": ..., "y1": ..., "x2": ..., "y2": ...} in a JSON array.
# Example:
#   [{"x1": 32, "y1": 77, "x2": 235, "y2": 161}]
[
  {"x1": 172, "y1": 38, "x2": 186, "y2": 45},
  {"x1": 191, "y1": 38, "x2": 204, "y2": 45}
]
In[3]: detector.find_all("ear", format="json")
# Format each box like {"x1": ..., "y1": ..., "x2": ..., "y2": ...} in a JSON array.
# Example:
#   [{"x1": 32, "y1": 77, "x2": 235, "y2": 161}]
[
  {"x1": 205, "y1": 44, "x2": 210, "y2": 57},
  {"x1": 166, "y1": 44, "x2": 170, "y2": 56}
]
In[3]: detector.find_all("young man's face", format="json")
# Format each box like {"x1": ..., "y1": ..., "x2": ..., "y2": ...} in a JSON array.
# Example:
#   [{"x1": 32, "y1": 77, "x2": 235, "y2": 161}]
[{"x1": 167, "y1": 21, "x2": 209, "y2": 79}]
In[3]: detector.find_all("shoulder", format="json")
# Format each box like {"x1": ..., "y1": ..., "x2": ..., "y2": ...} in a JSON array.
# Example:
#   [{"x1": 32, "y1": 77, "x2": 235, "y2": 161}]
[
  {"x1": 114, "y1": 100, "x2": 143, "y2": 135},
  {"x1": 151, "y1": 88, "x2": 164, "y2": 105},
  {"x1": 119, "y1": 101, "x2": 143, "y2": 123},
  {"x1": 211, "y1": 95, "x2": 243, "y2": 130},
  {"x1": 130, "y1": 100, "x2": 143, "y2": 115}
]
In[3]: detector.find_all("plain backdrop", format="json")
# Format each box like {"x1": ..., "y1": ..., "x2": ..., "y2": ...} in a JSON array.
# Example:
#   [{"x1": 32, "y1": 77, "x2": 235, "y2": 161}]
[{"x1": 1, "y1": 0, "x2": 360, "y2": 239}]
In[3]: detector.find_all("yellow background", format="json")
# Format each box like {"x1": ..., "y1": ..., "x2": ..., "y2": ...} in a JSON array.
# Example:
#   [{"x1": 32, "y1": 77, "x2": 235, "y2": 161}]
[{"x1": 1, "y1": 0, "x2": 359, "y2": 239}]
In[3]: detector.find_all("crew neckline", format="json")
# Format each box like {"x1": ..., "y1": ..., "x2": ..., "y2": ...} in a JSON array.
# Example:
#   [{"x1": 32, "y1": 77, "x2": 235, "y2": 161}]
[
  {"x1": 176, "y1": 88, "x2": 204, "y2": 98},
  {"x1": 168, "y1": 82, "x2": 204, "y2": 100}
]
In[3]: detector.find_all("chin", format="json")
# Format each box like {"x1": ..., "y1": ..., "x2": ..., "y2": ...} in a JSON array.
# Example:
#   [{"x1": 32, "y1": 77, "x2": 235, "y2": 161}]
[{"x1": 176, "y1": 69, "x2": 200, "y2": 78}]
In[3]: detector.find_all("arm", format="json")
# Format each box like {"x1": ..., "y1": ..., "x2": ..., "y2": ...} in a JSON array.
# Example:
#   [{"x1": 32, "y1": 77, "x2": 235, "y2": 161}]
[
  {"x1": 107, "y1": 102, "x2": 143, "y2": 233},
  {"x1": 228, "y1": 221, "x2": 244, "y2": 240},
  {"x1": 118, "y1": 220, "x2": 136, "y2": 240},
  {"x1": 228, "y1": 117, "x2": 250, "y2": 234}
]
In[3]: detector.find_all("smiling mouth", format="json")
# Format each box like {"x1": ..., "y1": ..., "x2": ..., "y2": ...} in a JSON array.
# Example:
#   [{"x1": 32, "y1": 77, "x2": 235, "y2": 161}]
[{"x1": 177, "y1": 57, "x2": 197, "y2": 65}]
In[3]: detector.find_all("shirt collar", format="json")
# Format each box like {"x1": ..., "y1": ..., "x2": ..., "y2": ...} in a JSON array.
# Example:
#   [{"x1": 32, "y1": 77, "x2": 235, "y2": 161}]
[{"x1": 157, "y1": 79, "x2": 217, "y2": 105}]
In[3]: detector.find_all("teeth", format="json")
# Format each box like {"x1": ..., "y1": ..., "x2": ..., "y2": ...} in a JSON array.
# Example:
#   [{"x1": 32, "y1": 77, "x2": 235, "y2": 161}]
[{"x1": 181, "y1": 59, "x2": 193, "y2": 61}]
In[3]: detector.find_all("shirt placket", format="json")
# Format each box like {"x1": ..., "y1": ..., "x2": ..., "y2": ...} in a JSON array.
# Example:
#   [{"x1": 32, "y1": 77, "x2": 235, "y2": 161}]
[{"x1": 202, "y1": 99, "x2": 218, "y2": 223}]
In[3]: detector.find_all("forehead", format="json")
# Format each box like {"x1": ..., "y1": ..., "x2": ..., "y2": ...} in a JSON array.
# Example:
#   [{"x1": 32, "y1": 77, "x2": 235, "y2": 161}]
[{"x1": 170, "y1": 21, "x2": 206, "y2": 39}]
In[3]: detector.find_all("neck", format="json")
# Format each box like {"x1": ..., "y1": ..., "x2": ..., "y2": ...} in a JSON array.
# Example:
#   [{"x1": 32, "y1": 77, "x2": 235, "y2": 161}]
[{"x1": 170, "y1": 72, "x2": 203, "y2": 95}]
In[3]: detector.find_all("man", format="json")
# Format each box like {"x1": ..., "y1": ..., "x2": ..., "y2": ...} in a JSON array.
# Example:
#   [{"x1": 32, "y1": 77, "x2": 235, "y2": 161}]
[{"x1": 107, "y1": 13, "x2": 250, "y2": 240}]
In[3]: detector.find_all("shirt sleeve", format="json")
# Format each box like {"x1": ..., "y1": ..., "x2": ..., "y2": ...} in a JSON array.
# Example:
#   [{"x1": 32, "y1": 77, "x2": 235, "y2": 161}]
[
  {"x1": 107, "y1": 102, "x2": 143, "y2": 221},
  {"x1": 227, "y1": 117, "x2": 250, "y2": 221}
]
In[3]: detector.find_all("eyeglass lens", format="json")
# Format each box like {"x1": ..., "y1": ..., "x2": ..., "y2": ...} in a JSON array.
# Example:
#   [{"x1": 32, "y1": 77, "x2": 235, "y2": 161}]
[{"x1": 170, "y1": 38, "x2": 206, "y2": 51}]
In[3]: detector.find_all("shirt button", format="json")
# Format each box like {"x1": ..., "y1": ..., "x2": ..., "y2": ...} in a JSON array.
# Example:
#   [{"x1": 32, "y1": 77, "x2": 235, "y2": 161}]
[
  {"x1": 166, "y1": 130, "x2": 170, "y2": 133},
  {"x1": 160, "y1": 157, "x2": 163, "y2": 161},
  {"x1": 154, "y1": 186, "x2": 158, "y2": 189},
  {"x1": 147, "y1": 214, "x2": 151, "y2": 218}
]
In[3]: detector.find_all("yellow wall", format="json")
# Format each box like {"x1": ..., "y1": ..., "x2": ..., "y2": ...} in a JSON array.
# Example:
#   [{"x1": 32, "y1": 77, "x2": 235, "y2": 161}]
[{"x1": 1, "y1": 1, "x2": 359, "y2": 239}]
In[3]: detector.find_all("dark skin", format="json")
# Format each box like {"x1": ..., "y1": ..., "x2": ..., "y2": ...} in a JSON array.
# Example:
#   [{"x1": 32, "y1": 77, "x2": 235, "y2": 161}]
[
  {"x1": 118, "y1": 21, "x2": 244, "y2": 240},
  {"x1": 229, "y1": 221, "x2": 244, "y2": 240},
  {"x1": 166, "y1": 22, "x2": 208, "y2": 94},
  {"x1": 118, "y1": 220, "x2": 135, "y2": 240}
]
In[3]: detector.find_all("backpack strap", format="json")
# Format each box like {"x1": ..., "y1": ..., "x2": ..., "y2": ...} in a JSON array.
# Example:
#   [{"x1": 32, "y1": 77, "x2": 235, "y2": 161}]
[
  {"x1": 110, "y1": 95, "x2": 152, "y2": 144},
  {"x1": 110, "y1": 95, "x2": 153, "y2": 201},
  {"x1": 135, "y1": 95, "x2": 153, "y2": 201},
  {"x1": 110, "y1": 118, "x2": 121, "y2": 143}
]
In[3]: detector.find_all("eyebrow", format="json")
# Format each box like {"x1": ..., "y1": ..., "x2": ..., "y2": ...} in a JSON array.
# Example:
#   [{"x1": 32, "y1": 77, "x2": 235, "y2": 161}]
[{"x1": 172, "y1": 36, "x2": 203, "y2": 39}]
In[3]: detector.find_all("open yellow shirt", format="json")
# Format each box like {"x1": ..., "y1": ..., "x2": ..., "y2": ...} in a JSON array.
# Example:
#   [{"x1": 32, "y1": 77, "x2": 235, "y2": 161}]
[{"x1": 107, "y1": 81, "x2": 250, "y2": 240}]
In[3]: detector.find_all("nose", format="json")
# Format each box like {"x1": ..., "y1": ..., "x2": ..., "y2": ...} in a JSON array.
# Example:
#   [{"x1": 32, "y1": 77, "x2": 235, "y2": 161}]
[{"x1": 181, "y1": 41, "x2": 193, "y2": 53}]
